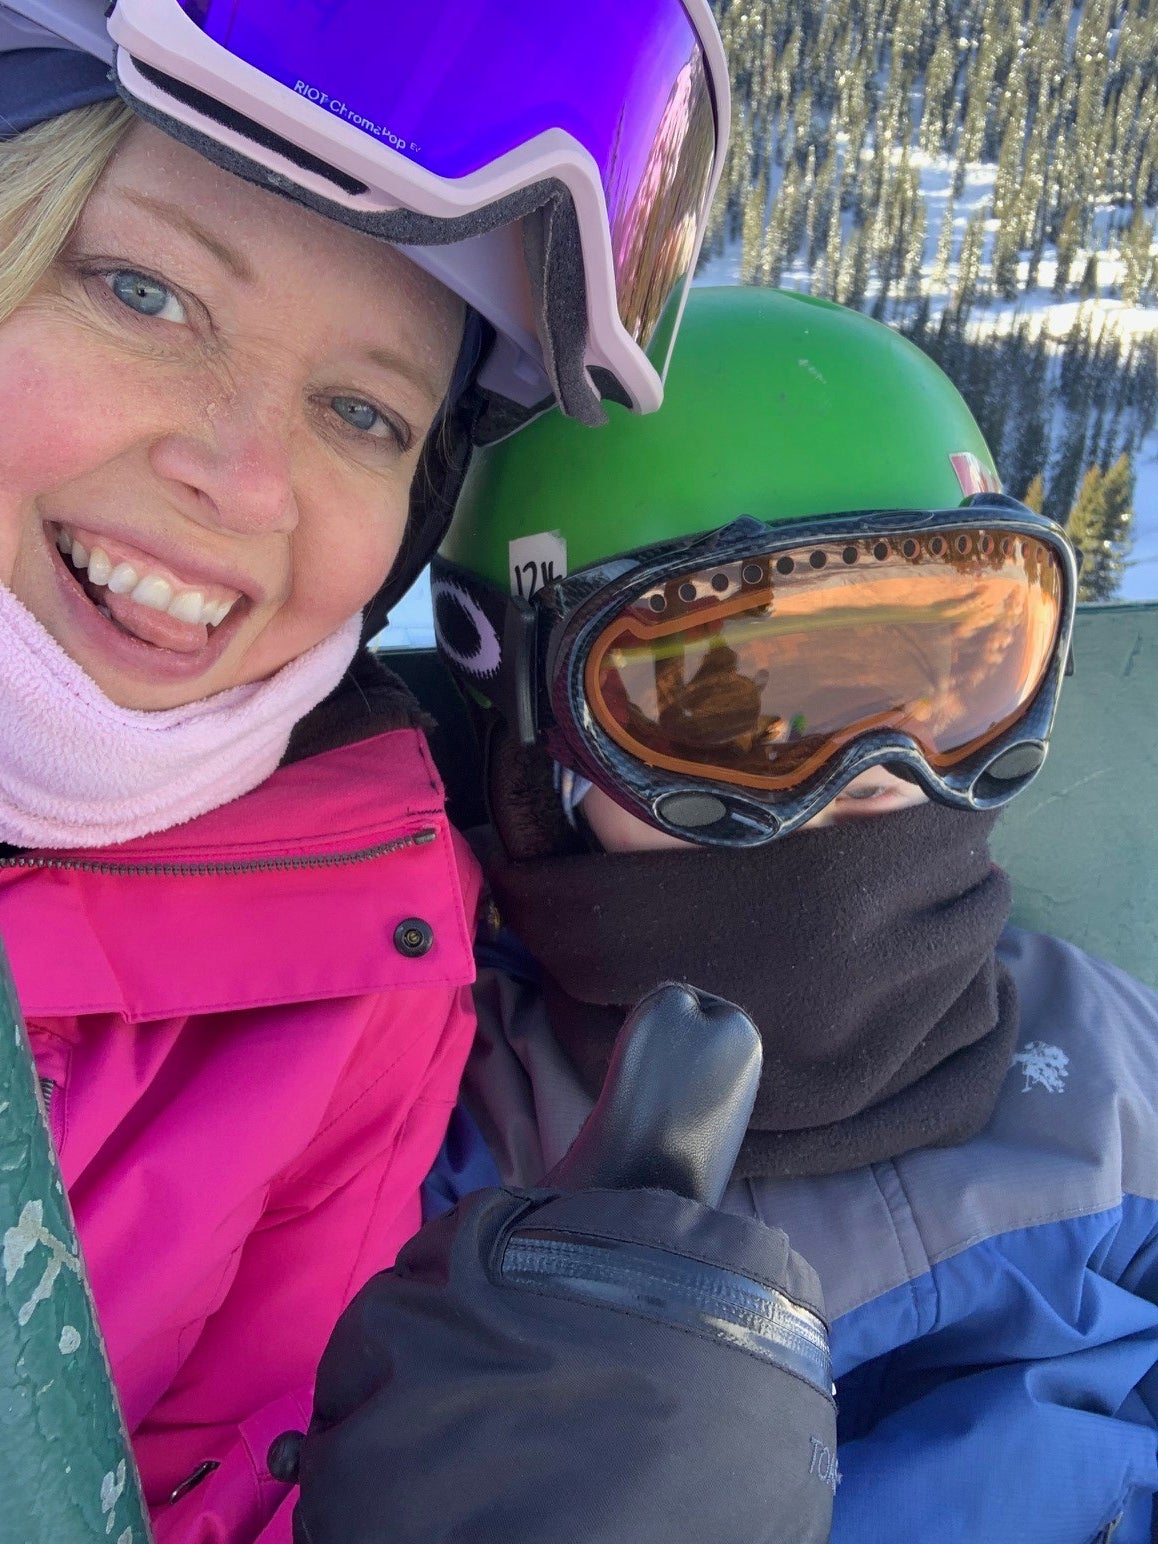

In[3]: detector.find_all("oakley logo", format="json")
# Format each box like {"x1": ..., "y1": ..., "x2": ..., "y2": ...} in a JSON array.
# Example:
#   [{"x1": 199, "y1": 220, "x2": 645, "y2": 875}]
[
  {"x1": 950, "y1": 452, "x2": 1002, "y2": 497},
  {"x1": 432, "y1": 579, "x2": 501, "y2": 680}
]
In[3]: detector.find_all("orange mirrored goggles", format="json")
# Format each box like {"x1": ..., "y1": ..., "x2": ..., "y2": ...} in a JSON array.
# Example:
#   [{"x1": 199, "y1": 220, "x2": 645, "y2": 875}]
[
  {"x1": 432, "y1": 503, "x2": 1079, "y2": 845},
  {"x1": 585, "y1": 523, "x2": 1066, "y2": 793}
]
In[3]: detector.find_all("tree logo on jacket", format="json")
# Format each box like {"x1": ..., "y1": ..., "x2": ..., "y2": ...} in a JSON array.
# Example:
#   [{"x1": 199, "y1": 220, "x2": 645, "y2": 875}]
[{"x1": 1011, "y1": 1041, "x2": 1070, "y2": 1093}]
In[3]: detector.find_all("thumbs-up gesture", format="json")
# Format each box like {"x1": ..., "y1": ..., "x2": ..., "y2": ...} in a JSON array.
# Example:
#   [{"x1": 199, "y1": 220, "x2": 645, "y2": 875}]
[{"x1": 291, "y1": 984, "x2": 836, "y2": 1543}]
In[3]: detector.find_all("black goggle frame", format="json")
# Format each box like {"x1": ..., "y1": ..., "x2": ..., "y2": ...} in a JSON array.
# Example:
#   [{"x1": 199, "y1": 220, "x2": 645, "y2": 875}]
[{"x1": 432, "y1": 498, "x2": 1079, "y2": 847}]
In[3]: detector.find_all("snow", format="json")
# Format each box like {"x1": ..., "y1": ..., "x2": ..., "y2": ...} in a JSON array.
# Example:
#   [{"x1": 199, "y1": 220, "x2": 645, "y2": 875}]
[{"x1": 1124, "y1": 440, "x2": 1158, "y2": 599}]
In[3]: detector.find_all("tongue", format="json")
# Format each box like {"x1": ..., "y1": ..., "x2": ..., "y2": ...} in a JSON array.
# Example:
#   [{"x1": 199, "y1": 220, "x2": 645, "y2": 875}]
[{"x1": 101, "y1": 586, "x2": 210, "y2": 654}]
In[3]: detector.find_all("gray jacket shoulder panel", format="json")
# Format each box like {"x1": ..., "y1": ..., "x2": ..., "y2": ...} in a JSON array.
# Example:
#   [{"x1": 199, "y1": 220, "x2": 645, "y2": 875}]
[
  {"x1": 463, "y1": 965, "x2": 593, "y2": 1186},
  {"x1": 467, "y1": 929, "x2": 1158, "y2": 1320}
]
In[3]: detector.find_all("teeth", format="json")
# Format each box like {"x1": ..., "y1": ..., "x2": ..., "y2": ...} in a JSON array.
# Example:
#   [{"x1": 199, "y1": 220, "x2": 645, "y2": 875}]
[
  {"x1": 58, "y1": 527, "x2": 238, "y2": 628},
  {"x1": 167, "y1": 589, "x2": 205, "y2": 624},
  {"x1": 131, "y1": 575, "x2": 173, "y2": 612}
]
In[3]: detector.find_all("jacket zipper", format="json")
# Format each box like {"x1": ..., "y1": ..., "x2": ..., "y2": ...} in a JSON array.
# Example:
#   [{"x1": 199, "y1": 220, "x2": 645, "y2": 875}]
[
  {"x1": 37, "y1": 1075, "x2": 64, "y2": 1150},
  {"x1": 0, "y1": 827, "x2": 437, "y2": 877},
  {"x1": 502, "y1": 1230, "x2": 834, "y2": 1399}
]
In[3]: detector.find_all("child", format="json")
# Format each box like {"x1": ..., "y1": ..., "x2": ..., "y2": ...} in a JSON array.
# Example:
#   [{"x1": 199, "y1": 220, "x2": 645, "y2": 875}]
[
  {"x1": 432, "y1": 286, "x2": 1158, "y2": 1543},
  {"x1": 0, "y1": 6, "x2": 760, "y2": 1540}
]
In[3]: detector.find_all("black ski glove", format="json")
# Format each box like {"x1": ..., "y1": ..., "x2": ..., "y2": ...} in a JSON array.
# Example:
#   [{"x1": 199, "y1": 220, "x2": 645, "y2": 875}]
[{"x1": 282, "y1": 983, "x2": 837, "y2": 1544}]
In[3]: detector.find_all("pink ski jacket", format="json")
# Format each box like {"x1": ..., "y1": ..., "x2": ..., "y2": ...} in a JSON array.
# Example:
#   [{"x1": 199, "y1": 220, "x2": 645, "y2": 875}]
[{"x1": 0, "y1": 727, "x2": 481, "y2": 1543}]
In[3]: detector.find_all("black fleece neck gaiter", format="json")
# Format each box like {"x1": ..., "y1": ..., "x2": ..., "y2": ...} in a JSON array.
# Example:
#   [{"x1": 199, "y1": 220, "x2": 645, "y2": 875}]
[{"x1": 482, "y1": 803, "x2": 1019, "y2": 1180}]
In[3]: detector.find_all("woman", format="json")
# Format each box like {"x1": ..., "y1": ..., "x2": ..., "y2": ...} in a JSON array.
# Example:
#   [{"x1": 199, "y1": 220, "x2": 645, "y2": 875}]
[{"x1": 0, "y1": 6, "x2": 759, "y2": 1542}]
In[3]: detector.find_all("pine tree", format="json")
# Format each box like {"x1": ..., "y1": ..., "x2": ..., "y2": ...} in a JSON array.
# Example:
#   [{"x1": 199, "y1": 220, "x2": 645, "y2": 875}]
[
  {"x1": 1065, "y1": 466, "x2": 1109, "y2": 595},
  {"x1": 932, "y1": 199, "x2": 956, "y2": 294},
  {"x1": 1053, "y1": 205, "x2": 1082, "y2": 298},
  {"x1": 758, "y1": 168, "x2": 794, "y2": 288},
  {"x1": 740, "y1": 167, "x2": 769, "y2": 285},
  {"x1": 823, "y1": 180, "x2": 844, "y2": 302},
  {"x1": 919, "y1": 28, "x2": 957, "y2": 155},
  {"x1": 1132, "y1": 335, "x2": 1158, "y2": 444},
  {"x1": 1121, "y1": 206, "x2": 1155, "y2": 306},
  {"x1": 951, "y1": 213, "x2": 986, "y2": 321},
  {"x1": 992, "y1": 212, "x2": 1022, "y2": 300},
  {"x1": 1005, "y1": 344, "x2": 1051, "y2": 497},
  {"x1": 1022, "y1": 473, "x2": 1046, "y2": 512},
  {"x1": 905, "y1": 191, "x2": 928, "y2": 299},
  {"x1": 1046, "y1": 428, "x2": 1089, "y2": 528},
  {"x1": 839, "y1": 222, "x2": 872, "y2": 310},
  {"x1": 1065, "y1": 453, "x2": 1135, "y2": 601}
]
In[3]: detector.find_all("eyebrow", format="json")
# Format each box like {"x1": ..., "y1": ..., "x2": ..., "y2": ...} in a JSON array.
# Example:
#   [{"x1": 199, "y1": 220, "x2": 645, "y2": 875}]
[
  {"x1": 117, "y1": 190, "x2": 256, "y2": 283},
  {"x1": 114, "y1": 188, "x2": 450, "y2": 409},
  {"x1": 361, "y1": 345, "x2": 447, "y2": 410}
]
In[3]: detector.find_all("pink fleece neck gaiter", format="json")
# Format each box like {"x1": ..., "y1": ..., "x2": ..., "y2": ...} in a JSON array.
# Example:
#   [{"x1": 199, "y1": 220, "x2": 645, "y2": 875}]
[{"x1": 0, "y1": 583, "x2": 361, "y2": 849}]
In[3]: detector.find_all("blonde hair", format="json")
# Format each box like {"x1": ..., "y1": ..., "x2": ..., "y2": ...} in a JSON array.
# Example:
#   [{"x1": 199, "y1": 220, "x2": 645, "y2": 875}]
[{"x1": 0, "y1": 100, "x2": 135, "y2": 325}]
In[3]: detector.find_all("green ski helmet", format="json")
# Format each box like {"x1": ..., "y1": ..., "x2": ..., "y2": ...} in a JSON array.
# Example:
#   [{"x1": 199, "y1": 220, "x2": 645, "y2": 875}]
[
  {"x1": 442, "y1": 287, "x2": 1002, "y2": 584},
  {"x1": 434, "y1": 288, "x2": 1077, "y2": 848}
]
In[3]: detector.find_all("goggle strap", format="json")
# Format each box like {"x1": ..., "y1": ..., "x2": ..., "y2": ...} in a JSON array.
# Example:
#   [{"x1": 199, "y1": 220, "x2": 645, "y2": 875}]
[
  {"x1": 503, "y1": 595, "x2": 540, "y2": 746},
  {"x1": 431, "y1": 560, "x2": 541, "y2": 741},
  {"x1": 521, "y1": 199, "x2": 605, "y2": 428}
]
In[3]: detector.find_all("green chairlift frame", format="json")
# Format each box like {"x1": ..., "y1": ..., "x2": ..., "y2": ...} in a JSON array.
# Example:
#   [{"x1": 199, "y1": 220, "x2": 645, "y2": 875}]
[
  {"x1": 993, "y1": 603, "x2": 1158, "y2": 992},
  {"x1": 0, "y1": 943, "x2": 153, "y2": 1544}
]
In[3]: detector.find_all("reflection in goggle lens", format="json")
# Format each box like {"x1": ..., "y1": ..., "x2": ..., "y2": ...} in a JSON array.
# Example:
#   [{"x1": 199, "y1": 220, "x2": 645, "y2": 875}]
[{"x1": 585, "y1": 528, "x2": 1064, "y2": 791}]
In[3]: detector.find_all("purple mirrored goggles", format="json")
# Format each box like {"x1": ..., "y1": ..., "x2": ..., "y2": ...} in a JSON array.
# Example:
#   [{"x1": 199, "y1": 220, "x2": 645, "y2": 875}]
[{"x1": 6, "y1": 0, "x2": 728, "y2": 438}]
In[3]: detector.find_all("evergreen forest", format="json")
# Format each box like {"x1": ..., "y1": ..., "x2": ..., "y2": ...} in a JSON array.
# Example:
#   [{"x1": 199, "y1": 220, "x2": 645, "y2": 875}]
[{"x1": 702, "y1": 0, "x2": 1158, "y2": 597}]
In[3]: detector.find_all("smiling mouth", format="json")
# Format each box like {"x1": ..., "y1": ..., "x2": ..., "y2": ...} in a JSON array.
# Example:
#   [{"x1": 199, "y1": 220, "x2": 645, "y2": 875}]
[{"x1": 53, "y1": 524, "x2": 244, "y2": 653}]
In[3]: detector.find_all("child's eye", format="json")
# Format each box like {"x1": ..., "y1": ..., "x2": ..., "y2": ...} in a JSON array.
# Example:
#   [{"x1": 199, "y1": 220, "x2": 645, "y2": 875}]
[
  {"x1": 329, "y1": 395, "x2": 408, "y2": 449},
  {"x1": 104, "y1": 270, "x2": 189, "y2": 324}
]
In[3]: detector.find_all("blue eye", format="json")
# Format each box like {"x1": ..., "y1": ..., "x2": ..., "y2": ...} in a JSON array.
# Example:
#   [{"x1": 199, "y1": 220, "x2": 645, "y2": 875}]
[
  {"x1": 106, "y1": 270, "x2": 188, "y2": 323},
  {"x1": 331, "y1": 396, "x2": 384, "y2": 434}
]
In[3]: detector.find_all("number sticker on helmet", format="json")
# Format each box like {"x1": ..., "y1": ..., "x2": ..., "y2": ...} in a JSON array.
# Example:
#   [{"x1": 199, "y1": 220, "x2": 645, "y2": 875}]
[{"x1": 509, "y1": 532, "x2": 568, "y2": 600}]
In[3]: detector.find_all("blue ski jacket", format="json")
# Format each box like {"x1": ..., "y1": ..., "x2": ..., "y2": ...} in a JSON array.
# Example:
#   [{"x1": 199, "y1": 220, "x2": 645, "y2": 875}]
[{"x1": 426, "y1": 927, "x2": 1158, "y2": 1543}]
